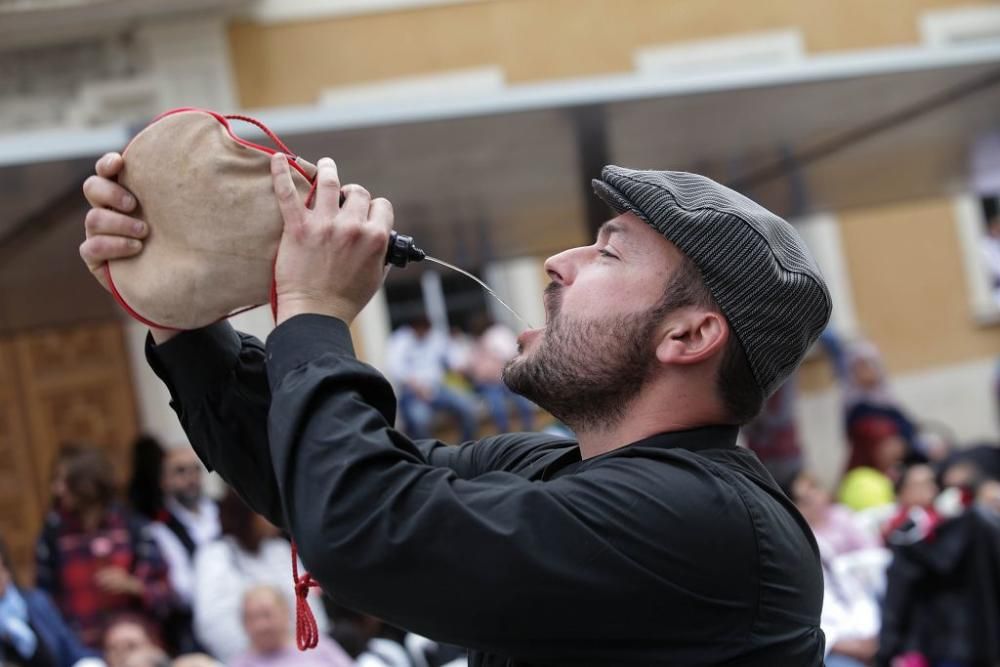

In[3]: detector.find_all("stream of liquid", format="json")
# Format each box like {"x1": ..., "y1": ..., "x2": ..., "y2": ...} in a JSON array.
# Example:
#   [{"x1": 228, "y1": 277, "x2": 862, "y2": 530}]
[{"x1": 423, "y1": 255, "x2": 534, "y2": 331}]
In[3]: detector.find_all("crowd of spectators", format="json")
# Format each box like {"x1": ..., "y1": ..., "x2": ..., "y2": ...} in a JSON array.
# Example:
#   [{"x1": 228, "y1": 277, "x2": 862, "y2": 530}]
[
  {"x1": 385, "y1": 314, "x2": 538, "y2": 441},
  {"x1": 1, "y1": 437, "x2": 464, "y2": 667},
  {"x1": 759, "y1": 333, "x2": 1000, "y2": 667},
  {"x1": 3, "y1": 315, "x2": 999, "y2": 667}
]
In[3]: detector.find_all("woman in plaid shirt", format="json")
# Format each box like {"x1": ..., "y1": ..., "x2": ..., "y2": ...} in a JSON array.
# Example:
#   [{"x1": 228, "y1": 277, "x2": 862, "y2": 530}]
[{"x1": 35, "y1": 445, "x2": 174, "y2": 650}]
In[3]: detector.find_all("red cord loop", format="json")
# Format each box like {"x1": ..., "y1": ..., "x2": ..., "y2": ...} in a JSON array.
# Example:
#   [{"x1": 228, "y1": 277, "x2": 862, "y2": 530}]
[
  {"x1": 291, "y1": 541, "x2": 321, "y2": 651},
  {"x1": 225, "y1": 113, "x2": 296, "y2": 157}
]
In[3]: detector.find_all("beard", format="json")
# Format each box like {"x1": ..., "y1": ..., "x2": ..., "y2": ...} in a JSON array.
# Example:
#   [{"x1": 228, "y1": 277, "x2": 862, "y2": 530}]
[
  {"x1": 503, "y1": 286, "x2": 665, "y2": 433},
  {"x1": 173, "y1": 488, "x2": 202, "y2": 510}
]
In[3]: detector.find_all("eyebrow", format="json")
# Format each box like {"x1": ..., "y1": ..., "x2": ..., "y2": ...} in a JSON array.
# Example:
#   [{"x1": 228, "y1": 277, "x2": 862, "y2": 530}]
[{"x1": 597, "y1": 220, "x2": 626, "y2": 239}]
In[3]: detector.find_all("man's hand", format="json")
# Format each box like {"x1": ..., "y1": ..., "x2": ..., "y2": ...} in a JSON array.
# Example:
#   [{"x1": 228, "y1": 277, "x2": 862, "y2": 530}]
[
  {"x1": 80, "y1": 153, "x2": 145, "y2": 290},
  {"x1": 80, "y1": 152, "x2": 176, "y2": 344},
  {"x1": 271, "y1": 153, "x2": 393, "y2": 326}
]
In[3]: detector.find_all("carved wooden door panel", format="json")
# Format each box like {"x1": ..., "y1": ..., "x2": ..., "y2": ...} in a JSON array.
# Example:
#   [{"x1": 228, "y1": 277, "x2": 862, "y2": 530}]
[
  {"x1": 0, "y1": 322, "x2": 138, "y2": 578},
  {"x1": 14, "y1": 323, "x2": 139, "y2": 497},
  {"x1": 0, "y1": 340, "x2": 43, "y2": 581}
]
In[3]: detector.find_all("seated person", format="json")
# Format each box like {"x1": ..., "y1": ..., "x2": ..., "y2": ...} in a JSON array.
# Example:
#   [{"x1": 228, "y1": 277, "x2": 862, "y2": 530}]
[
  {"x1": 103, "y1": 615, "x2": 167, "y2": 667},
  {"x1": 0, "y1": 534, "x2": 95, "y2": 667},
  {"x1": 192, "y1": 492, "x2": 328, "y2": 662},
  {"x1": 467, "y1": 317, "x2": 536, "y2": 433},
  {"x1": 230, "y1": 586, "x2": 351, "y2": 667},
  {"x1": 883, "y1": 463, "x2": 940, "y2": 545},
  {"x1": 325, "y1": 600, "x2": 412, "y2": 667},
  {"x1": 839, "y1": 418, "x2": 906, "y2": 511},
  {"x1": 977, "y1": 478, "x2": 1000, "y2": 515},
  {"x1": 36, "y1": 446, "x2": 173, "y2": 650},
  {"x1": 788, "y1": 471, "x2": 878, "y2": 557},
  {"x1": 385, "y1": 317, "x2": 478, "y2": 441}
]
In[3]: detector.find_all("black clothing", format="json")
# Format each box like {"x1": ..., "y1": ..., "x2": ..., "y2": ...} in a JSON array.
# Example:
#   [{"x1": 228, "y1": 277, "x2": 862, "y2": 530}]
[
  {"x1": 878, "y1": 508, "x2": 1000, "y2": 666},
  {"x1": 160, "y1": 511, "x2": 197, "y2": 557},
  {"x1": 147, "y1": 315, "x2": 825, "y2": 666}
]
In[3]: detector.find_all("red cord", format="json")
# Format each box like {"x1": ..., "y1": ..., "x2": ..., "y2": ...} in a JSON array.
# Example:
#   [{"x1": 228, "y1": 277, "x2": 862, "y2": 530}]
[
  {"x1": 225, "y1": 114, "x2": 296, "y2": 156},
  {"x1": 269, "y1": 179, "x2": 320, "y2": 651},
  {"x1": 109, "y1": 109, "x2": 324, "y2": 652},
  {"x1": 290, "y1": 542, "x2": 322, "y2": 650}
]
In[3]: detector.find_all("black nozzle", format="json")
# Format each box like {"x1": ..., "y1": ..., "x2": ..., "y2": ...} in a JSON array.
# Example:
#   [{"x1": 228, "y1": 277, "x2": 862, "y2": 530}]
[{"x1": 385, "y1": 231, "x2": 426, "y2": 268}]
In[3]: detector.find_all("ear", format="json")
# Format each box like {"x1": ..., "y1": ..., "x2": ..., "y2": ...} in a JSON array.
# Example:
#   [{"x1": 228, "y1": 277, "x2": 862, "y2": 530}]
[{"x1": 654, "y1": 309, "x2": 728, "y2": 366}]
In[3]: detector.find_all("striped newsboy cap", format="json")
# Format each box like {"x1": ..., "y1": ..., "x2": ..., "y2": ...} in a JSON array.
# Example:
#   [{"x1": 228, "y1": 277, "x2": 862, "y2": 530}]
[{"x1": 592, "y1": 165, "x2": 832, "y2": 398}]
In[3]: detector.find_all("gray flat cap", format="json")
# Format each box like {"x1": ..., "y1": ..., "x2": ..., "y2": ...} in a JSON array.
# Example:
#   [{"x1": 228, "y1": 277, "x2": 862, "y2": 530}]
[{"x1": 592, "y1": 165, "x2": 831, "y2": 398}]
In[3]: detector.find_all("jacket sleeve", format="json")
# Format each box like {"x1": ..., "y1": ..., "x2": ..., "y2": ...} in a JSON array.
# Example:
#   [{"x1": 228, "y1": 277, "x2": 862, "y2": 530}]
[
  {"x1": 146, "y1": 324, "x2": 490, "y2": 527},
  {"x1": 264, "y1": 315, "x2": 730, "y2": 661},
  {"x1": 146, "y1": 322, "x2": 286, "y2": 528}
]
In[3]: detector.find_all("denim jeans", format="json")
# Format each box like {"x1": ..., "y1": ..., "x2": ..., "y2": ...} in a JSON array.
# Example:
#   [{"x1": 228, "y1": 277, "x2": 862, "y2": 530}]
[
  {"x1": 478, "y1": 382, "x2": 535, "y2": 433},
  {"x1": 399, "y1": 385, "x2": 479, "y2": 442}
]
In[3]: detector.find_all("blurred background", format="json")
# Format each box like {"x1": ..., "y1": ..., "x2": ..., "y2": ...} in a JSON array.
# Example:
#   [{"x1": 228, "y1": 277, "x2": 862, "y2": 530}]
[{"x1": 1, "y1": 1, "x2": 1000, "y2": 666}]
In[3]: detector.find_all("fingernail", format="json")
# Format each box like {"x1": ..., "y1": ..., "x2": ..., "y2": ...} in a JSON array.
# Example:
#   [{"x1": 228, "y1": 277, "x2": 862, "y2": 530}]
[
  {"x1": 132, "y1": 221, "x2": 145, "y2": 235},
  {"x1": 122, "y1": 194, "x2": 135, "y2": 210},
  {"x1": 101, "y1": 155, "x2": 112, "y2": 169},
  {"x1": 128, "y1": 239, "x2": 141, "y2": 250},
  {"x1": 319, "y1": 157, "x2": 333, "y2": 167}
]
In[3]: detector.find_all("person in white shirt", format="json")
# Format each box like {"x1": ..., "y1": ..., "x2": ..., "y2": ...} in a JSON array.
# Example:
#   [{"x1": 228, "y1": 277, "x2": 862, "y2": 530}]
[
  {"x1": 385, "y1": 317, "x2": 478, "y2": 441},
  {"x1": 467, "y1": 318, "x2": 536, "y2": 433},
  {"x1": 148, "y1": 447, "x2": 220, "y2": 607},
  {"x1": 817, "y1": 536, "x2": 884, "y2": 667},
  {"x1": 191, "y1": 492, "x2": 328, "y2": 663}
]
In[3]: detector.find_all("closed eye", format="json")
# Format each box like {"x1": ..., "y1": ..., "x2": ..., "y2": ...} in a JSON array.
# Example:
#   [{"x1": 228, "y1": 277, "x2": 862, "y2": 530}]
[{"x1": 599, "y1": 248, "x2": 619, "y2": 260}]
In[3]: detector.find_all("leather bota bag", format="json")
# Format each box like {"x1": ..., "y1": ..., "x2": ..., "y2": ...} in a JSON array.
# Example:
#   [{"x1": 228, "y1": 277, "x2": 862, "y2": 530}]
[{"x1": 108, "y1": 108, "x2": 317, "y2": 330}]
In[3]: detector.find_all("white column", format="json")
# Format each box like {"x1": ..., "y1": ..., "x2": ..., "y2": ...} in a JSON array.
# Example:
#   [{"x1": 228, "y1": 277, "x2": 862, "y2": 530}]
[
  {"x1": 354, "y1": 288, "x2": 392, "y2": 371},
  {"x1": 794, "y1": 213, "x2": 859, "y2": 337},
  {"x1": 420, "y1": 270, "x2": 449, "y2": 331},
  {"x1": 123, "y1": 320, "x2": 188, "y2": 445}
]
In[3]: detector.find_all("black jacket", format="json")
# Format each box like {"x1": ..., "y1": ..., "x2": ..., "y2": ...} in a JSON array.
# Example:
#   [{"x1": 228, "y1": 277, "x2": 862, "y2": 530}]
[
  {"x1": 878, "y1": 508, "x2": 1000, "y2": 665},
  {"x1": 146, "y1": 315, "x2": 825, "y2": 666}
]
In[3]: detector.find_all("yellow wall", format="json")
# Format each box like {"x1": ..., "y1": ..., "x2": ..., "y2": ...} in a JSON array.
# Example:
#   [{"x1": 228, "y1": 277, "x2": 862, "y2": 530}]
[
  {"x1": 228, "y1": 0, "x2": 1000, "y2": 386},
  {"x1": 229, "y1": 0, "x2": 990, "y2": 108},
  {"x1": 840, "y1": 196, "x2": 1000, "y2": 374}
]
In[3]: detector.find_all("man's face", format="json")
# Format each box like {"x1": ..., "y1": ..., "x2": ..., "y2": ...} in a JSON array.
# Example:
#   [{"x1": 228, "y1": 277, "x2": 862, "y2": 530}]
[
  {"x1": 504, "y1": 213, "x2": 686, "y2": 430},
  {"x1": 243, "y1": 589, "x2": 289, "y2": 654},
  {"x1": 161, "y1": 448, "x2": 203, "y2": 509}
]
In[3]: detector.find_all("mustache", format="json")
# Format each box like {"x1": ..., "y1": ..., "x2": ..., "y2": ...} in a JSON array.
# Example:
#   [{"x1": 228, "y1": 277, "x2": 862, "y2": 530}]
[{"x1": 543, "y1": 282, "x2": 562, "y2": 320}]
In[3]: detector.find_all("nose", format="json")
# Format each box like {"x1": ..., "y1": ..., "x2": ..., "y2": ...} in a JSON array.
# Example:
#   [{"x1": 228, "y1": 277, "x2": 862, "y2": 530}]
[{"x1": 543, "y1": 246, "x2": 584, "y2": 286}]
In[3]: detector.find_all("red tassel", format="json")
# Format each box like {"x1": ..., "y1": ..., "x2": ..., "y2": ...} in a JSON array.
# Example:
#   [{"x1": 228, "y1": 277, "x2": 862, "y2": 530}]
[{"x1": 291, "y1": 541, "x2": 321, "y2": 651}]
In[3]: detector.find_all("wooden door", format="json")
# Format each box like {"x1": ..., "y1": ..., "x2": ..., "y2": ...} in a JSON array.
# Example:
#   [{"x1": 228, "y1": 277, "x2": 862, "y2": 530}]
[
  {"x1": 0, "y1": 340, "x2": 43, "y2": 582},
  {"x1": 0, "y1": 322, "x2": 138, "y2": 579}
]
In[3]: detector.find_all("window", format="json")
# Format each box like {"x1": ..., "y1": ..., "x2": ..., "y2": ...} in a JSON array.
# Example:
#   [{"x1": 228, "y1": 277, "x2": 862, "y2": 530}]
[
  {"x1": 920, "y1": 6, "x2": 1000, "y2": 47},
  {"x1": 953, "y1": 193, "x2": 1000, "y2": 323}
]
